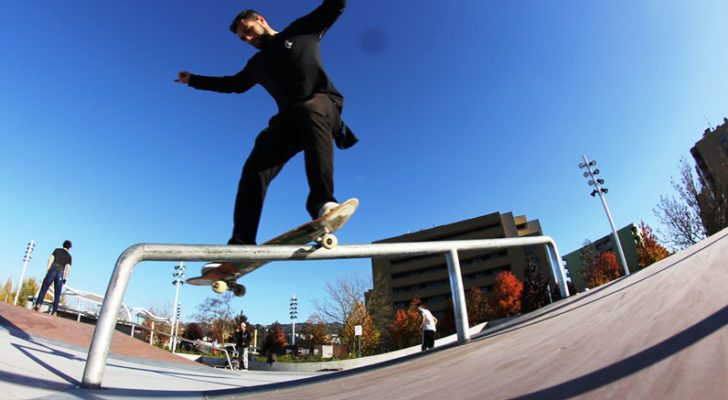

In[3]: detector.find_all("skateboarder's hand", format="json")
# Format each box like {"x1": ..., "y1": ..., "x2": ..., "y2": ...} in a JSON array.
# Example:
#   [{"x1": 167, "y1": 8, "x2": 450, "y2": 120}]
[{"x1": 175, "y1": 71, "x2": 191, "y2": 84}]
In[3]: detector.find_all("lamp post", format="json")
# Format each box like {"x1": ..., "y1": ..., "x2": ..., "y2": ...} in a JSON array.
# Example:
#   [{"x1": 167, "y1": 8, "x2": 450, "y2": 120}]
[
  {"x1": 14, "y1": 240, "x2": 35, "y2": 305},
  {"x1": 579, "y1": 155, "x2": 630, "y2": 276},
  {"x1": 289, "y1": 295, "x2": 298, "y2": 346},
  {"x1": 171, "y1": 262, "x2": 186, "y2": 352}
]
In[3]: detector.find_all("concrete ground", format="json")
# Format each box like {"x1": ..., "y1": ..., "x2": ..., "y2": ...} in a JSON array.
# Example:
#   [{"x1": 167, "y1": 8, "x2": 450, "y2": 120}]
[
  {"x1": 2, "y1": 228, "x2": 727, "y2": 399},
  {"x1": 0, "y1": 302, "x2": 326, "y2": 399}
]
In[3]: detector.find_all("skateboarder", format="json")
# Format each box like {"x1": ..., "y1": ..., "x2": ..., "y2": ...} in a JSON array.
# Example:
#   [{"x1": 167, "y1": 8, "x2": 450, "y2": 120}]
[
  {"x1": 176, "y1": 0, "x2": 357, "y2": 245},
  {"x1": 34, "y1": 240, "x2": 72, "y2": 314}
]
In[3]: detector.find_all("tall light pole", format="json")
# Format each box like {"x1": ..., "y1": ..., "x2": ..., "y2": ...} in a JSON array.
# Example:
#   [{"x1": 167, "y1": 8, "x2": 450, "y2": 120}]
[
  {"x1": 171, "y1": 262, "x2": 185, "y2": 352},
  {"x1": 14, "y1": 240, "x2": 35, "y2": 305},
  {"x1": 289, "y1": 295, "x2": 298, "y2": 346},
  {"x1": 579, "y1": 155, "x2": 630, "y2": 276}
]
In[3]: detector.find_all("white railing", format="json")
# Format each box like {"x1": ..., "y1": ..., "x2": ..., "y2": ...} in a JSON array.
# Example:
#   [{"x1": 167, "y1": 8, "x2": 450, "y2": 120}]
[{"x1": 81, "y1": 237, "x2": 568, "y2": 389}]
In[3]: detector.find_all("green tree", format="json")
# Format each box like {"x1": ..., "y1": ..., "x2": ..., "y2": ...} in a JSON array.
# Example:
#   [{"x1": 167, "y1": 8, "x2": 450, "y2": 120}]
[
  {"x1": 18, "y1": 277, "x2": 40, "y2": 307},
  {"x1": 521, "y1": 258, "x2": 549, "y2": 313},
  {"x1": 1, "y1": 279, "x2": 13, "y2": 303}
]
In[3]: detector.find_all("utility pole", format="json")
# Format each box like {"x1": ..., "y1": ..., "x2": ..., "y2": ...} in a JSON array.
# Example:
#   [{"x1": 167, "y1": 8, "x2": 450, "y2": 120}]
[
  {"x1": 579, "y1": 155, "x2": 630, "y2": 276},
  {"x1": 290, "y1": 295, "x2": 298, "y2": 346},
  {"x1": 171, "y1": 262, "x2": 186, "y2": 352},
  {"x1": 14, "y1": 240, "x2": 35, "y2": 305}
]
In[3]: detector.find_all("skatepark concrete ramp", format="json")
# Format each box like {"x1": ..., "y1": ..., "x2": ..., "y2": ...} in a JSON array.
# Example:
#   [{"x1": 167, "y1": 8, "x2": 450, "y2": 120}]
[
  {"x1": 203, "y1": 228, "x2": 728, "y2": 399},
  {"x1": 81, "y1": 237, "x2": 568, "y2": 389}
]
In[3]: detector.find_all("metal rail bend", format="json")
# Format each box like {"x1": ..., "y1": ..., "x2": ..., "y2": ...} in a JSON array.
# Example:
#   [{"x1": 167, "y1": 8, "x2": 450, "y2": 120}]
[{"x1": 81, "y1": 237, "x2": 568, "y2": 388}]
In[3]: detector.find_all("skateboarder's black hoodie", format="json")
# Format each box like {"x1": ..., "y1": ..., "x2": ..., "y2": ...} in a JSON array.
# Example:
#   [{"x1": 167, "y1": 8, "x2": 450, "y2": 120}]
[{"x1": 187, "y1": 0, "x2": 356, "y2": 245}]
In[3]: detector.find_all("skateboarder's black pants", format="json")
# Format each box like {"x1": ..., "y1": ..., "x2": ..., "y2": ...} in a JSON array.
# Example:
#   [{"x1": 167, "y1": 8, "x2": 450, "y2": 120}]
[{"x1": 231, "y1": 94, "x2": 340, "y2": 244}]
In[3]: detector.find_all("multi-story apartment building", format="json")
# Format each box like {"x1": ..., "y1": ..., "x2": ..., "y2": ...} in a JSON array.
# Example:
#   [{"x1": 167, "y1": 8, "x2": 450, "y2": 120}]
[
  {"x1": 366, "y1": 211, "x2": 552, "y2": 328},
  {"x1": 691, "y1": 117, "x2": 728, "y2": 191},
  {"x1": 562, "y1": 224, "x2": 639, "y2": 292}
]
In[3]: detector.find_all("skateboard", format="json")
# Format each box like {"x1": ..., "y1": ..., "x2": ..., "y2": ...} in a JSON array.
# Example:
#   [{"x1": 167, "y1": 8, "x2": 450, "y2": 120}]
[{"x1": 186, "y1": 198, "x2": 359, "y2": 296}]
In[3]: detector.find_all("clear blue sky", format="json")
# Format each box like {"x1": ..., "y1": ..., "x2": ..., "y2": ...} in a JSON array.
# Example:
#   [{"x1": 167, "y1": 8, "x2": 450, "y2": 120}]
[{"x1": 2, "y1": 0, "x2": 727, "y2": 325}]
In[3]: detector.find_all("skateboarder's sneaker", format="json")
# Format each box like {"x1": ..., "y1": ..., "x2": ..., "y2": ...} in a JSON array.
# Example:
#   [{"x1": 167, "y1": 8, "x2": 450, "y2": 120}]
[
  {"x1": 317, "y1": 201, "x2": 339, "y2": 218},
  {"x1": 32, "y1": 305, "x2": 39, "y2": 312},
  {"x1": 227, "y1": 236, "x2": 255, "y2": 246}
]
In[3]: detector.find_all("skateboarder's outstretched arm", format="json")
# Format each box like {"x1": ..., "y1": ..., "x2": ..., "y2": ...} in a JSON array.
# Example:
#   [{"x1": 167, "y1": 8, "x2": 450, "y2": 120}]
[
  {"x1": 289, "y1": 0, "x2": 347, "y2": 38},
  {"x1": 176, "y1": 63, "x2": 256, "y2": 94}
]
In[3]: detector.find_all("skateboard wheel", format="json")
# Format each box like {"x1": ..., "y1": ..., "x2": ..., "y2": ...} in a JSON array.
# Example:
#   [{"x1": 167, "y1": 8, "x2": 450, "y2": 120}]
[
  {"x1": 233, "y1": 284, "x2": 246, "y2": 297},
  {"x1": 212, "y1": 281, "x2": 228, "y2": 294},
  {"x1": 321, "y1": 233, "x2": 338, "y2": 249}
]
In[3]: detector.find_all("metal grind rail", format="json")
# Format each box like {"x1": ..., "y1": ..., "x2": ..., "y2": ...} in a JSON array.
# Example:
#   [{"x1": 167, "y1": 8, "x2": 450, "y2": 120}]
[{"x1": 81, "y1": 237, "x2": 569, "y2": 389}]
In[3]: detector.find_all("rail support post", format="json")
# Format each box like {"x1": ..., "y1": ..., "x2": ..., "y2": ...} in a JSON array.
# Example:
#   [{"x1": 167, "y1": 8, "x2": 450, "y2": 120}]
[{"x1": 446, "y1": 248, "x2": 470, "y2": 342}]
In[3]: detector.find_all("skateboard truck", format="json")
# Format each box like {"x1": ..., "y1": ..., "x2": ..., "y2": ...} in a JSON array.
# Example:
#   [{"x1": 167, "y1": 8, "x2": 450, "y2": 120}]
[
  {"x1": 212, "y1": 281, "x2": 246, "y2": 297},
  {"x1": 315, "y1": 227, "x2": 338, "y2": 249},
  {"x1": 187, "y1": 198, "x2": 358, "y2": 297}
]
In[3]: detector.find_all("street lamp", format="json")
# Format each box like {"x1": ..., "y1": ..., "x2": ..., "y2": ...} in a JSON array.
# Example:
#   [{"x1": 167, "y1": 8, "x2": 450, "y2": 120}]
[
  {"x1": 14, "y1": 240, "x2": 35, "y2": 305},
  {"x1": 171, "y1": 262, "x2": 186, "y2": 352},
  {"x1": 579, "y1": 155, "x2": 630, "y2": 276},
  {"x1": 290, "y1": 295, "x2": 298, "y2": 346}
]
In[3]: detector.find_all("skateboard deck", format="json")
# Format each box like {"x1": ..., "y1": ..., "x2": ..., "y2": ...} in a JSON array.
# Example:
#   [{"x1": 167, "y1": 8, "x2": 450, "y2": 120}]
[{"x1": 186, "y1": 198, "x2": 358, "y2": 296}]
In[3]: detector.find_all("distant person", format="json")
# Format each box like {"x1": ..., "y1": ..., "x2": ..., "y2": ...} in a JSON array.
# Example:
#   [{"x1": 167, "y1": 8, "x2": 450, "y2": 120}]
[
  {"x1": 175, "y1": 0, "x2": 357, "y2": 246},
  {"x1": 235, "y1": 322, "x2": 252, "y2": 370},
  {"x1": 267, "y1": 351, "x2": 277, "y2": 367},
  {"x1": 418, "y1": 302, "x2": 438, "y2": 351},
  {"x1": 34, "y1": 240, "x2": 72, "y2": 315}
]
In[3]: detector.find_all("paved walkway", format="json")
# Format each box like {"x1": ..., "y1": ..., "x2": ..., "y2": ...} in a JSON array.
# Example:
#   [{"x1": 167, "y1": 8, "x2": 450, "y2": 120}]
[
  {"x1": 2, "y1": 228, "x2": 727, "y2": 399},
  {"x1": 0, "y1": 303, "x2": 324, "y2": 399}
]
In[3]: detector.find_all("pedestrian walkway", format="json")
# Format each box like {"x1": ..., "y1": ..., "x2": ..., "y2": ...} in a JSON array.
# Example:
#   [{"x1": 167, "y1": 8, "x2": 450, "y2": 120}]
[{"x1": 0, "y1": 303, "x2": 323, "y2": 399}]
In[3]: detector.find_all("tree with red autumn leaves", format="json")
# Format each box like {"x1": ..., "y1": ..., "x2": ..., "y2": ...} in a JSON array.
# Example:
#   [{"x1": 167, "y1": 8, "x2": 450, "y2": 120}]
[
  {"x1": 388, "y1": 296, "x2": 422, "y2": 350},
  {"x1": 299, "y1": 315, "x2": 332, "y2": 350},
  {"x1": 491, "y1": 271, "x2": 524, "y2": 319},
  {"x1": 581, "y1": 251, "x2": 622, "y2": 289},
  {"x1": 635, "y1": 221, "x2": 671, "y2": 269},
  {"x1": 262, "y1": 321, "x2": 288, "y2": 355}
]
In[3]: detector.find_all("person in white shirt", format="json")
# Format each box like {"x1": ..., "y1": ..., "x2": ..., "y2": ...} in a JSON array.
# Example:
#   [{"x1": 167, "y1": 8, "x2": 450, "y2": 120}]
[{"x1": 418, "y1": 302, "x2": 438, "y2": 351}]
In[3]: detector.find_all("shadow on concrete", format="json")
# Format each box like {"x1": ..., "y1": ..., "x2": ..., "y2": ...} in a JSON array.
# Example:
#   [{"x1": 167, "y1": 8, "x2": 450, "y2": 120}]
[{"x1": 513, "y1": 305, "x2": 728, "y2": 399}]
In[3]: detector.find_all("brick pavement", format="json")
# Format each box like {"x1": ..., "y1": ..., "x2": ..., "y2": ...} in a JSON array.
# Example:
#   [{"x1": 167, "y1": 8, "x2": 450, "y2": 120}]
[{"x1": 0, "y1": 301, "x2": 200, "y2": 367}]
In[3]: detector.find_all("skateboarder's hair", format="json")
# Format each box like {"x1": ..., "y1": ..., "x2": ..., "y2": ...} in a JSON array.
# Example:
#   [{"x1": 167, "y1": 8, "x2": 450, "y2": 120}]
[
  {"x1": 229, "y1": 9, "x2": 261, "y2": 34},
  {"x1": 63, "y1": 240, "x2": 72, "y2": 250}
]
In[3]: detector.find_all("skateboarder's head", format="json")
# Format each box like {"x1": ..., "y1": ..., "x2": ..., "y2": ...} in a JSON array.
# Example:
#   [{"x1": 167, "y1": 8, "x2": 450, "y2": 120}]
[
  {"x1": 63, "y1": 240, "x2": 72, "y2": 250},
  {"x1": 229, "y1": 9, "x2": 276, "y2": 49}
]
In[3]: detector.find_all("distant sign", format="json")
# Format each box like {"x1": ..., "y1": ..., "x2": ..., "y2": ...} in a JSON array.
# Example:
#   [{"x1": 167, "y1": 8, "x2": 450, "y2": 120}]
[{"x1": 355, "y1": 325, "x2": 363, "y2": 336}]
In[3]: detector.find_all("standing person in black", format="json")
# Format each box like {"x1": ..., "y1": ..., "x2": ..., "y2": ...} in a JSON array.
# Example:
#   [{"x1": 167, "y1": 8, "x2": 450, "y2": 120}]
[
  {"x1": 234, "y1": 322, "x2": 252, "y2": 370},
  {"x1": 176, "y1": 0, "x2": 357, "y2": 245},
  {"x1": 34, "y1": 240, "x2": 72, "y2": 315}
]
